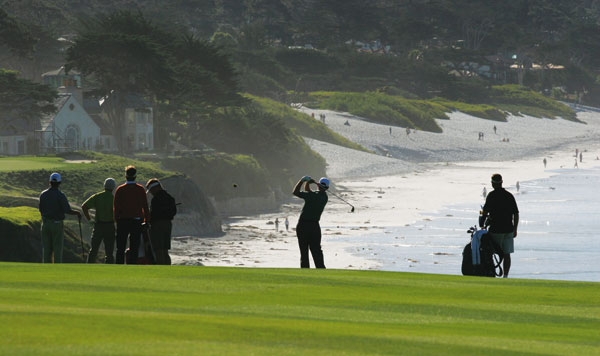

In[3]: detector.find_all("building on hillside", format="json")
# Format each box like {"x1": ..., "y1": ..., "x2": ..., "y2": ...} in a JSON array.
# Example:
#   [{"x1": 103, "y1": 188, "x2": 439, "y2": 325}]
[
  {"x1": 98, "y1": 93, "x2": 154, "y2": 151},
  {"x1": 0, "y1": 117, "x2": 32, "y2": 155},
  {"x1": 38, "y1": 93, "x2": 108, "y2": 153},
  {"x1": 42, "y1": 66, "x2": 82, "y2": 90},
  {"x1": 37, "y1": 66, "x2": 154, "y2": 153}
]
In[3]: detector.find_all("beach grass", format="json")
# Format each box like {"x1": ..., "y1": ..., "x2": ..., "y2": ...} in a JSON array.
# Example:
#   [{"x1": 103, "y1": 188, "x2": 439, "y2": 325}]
[
  {"x1": 1, "y1": 263, "x2": 598, "y2": 355},
  {"x1": 248, "y1": 94, "x2": 370, "y2": 152}
]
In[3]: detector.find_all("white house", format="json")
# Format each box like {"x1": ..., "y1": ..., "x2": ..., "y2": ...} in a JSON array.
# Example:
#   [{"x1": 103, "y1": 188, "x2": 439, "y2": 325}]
[
  {"x1": 39, "y1": 93, "x2": 104, "y2": 153},
  {"x1": 99, "y1": 93, "x2": 154, "y2": 151},
  {"x1": 0, "y1": 123, "x2": 28, "y2": 155}
]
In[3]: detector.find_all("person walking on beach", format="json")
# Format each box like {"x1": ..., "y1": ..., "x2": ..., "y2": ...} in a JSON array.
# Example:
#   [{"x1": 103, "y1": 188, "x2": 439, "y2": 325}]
[
  {"x1": 493, "y1": 125, "x2": 497, "y2": 134},
  {"x1": 293, "y1": 176, "x2": 329, "y2": 268},
  {"x1": 516, "y1": 181, "x2": 520, "y2": 193},
  {"x1": 580, "y1": 152, "x2": 583, "y2": 163},
  {"x1": 482, "y1": 187, "x2": 487, "y2": 199},
  {"x1": 543, "y1": 158, "x2": 547, "y2": 168},
  {"x1": 389, "y1": 127, "x2": 392, "y2": 135},
  {"x1": 146, "y1": 178, "x2": 177, "y2": 265},
  {"x1": 39, "y1": 172, "x2": 82, "y2": 263},
  {"x1": 275, "y1": 218, "x2": 279, "y2": 231},
  {"x1": 285, "y1": 217, "x2": 289, "y2": 232},
  {"x1": 114, "y1": 166, "x2": 149, "y2": 264},
  {"x1": 82, "y1": 178, "x2": 116, "y2": 263},
  {"x1": 482, "y1": 174, "x2": 519, "y2": 278}
]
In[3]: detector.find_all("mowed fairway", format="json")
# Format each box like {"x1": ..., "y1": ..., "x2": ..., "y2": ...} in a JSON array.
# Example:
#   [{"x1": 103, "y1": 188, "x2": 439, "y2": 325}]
[
  {"x1": 0, "y1": 157, "x2": 73, "y2": 172},
  {"x1": 0, "y1": 264, "x2": 598, "y2": 355}
]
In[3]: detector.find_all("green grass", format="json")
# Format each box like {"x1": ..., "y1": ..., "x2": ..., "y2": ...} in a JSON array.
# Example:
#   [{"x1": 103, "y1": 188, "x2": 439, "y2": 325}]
[
  {"x1": 305, "y1": 87, "x2": 578, "y2": 132},
  {"x1": 1, "y1": 264, "x2": 598, "y2": 355},
  {"x1": 0, "y1": 152, "x2": 175, "y2": 203},
  {"x1": 248, "y1": 94, "x2": 370, "y2": 152},
  {"x1": 0, "y1": 206, "x2": 39, "y2": 227},
  {"x1": 0, "y1": 156, "x2": 75, "y2": 172}
]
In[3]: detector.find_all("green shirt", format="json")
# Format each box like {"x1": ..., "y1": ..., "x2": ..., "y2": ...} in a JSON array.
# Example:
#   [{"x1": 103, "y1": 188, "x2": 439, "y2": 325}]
[
  {"x1": 298, "y1": 191, "x2": 328, "y2": 222},
  {"x1": 82, "y1": 190, "x2": 114, "y2": 223}
]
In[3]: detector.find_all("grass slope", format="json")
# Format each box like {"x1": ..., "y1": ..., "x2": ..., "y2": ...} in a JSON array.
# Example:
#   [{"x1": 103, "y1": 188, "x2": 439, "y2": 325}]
[
  {"x1": 1, "y1": 264, "x2": 598, "y2": 355},
  {"x1": 248, "y1": 94, "x2": 370, "y2": 152},
  {"x1": 0, "y1": 152, "x2": 175, "y2": 203},
  {"x1": 307, "y1": 87, "x2": 577, "y2": 133}
]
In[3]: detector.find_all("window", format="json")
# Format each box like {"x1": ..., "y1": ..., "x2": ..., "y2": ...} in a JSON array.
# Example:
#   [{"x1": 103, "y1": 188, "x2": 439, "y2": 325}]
[
  {"x1": 148, "y1": 133, "x2": 153, "y2": 148},
  {"x1": 1, "y1": 142, "x2": 7, "y2": 153},
  {"x1": 138, "y1": 133, "x2": 146, "y2": 148},
  {"x1": 65, "y1": 124, "x2": 80, "y2": 150},
  {"x1": 136, "y1": 111, "x2": 146, "y2": 124}
]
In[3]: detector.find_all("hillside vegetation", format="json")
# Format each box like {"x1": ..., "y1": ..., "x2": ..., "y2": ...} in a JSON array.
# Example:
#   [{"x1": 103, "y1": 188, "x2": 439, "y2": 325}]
[
  {"x1": 0, "y1": 264, "x2": 598, "y2": 355},
  {"x1": 0, "y1": 153, "x2": 175, "y2": 203},
  {"x1": 306, "y1": 86, "x2": 577, "y2": 132},
  {"x1": 248, "y1": 94, "x2": 369, "y2": 152}
]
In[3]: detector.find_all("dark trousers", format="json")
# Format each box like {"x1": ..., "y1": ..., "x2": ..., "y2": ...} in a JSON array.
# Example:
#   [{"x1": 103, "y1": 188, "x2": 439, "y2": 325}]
[
  {"x1": 87, "y1": 222, "x2": 115, "y2": 263},
  {"x1": 296, "y1": 220, "x2": 325, "y2": 268},
  {"x1": 115, "y1": 219, "x2": 142, "y2": 264}
]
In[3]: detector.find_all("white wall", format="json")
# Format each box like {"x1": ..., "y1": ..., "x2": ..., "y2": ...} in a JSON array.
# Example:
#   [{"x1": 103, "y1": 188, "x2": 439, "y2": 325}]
[
  {"x1": 42, "y1": 95, "x2": 101, "y2": 151},
  {"x1": 0, "y1": 135, "x2": 26, "y2": 155}
]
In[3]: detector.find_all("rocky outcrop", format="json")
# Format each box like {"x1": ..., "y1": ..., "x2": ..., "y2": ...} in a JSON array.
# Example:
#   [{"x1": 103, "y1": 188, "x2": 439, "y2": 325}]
[{"x1": 160, "y1": 176, "x2": 222, "y2": 236}]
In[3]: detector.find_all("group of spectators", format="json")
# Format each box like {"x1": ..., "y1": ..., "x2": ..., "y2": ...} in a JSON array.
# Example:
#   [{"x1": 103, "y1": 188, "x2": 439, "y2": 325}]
[{"x1": 38, "y1": 165, "x2": 176, "y2": 265}]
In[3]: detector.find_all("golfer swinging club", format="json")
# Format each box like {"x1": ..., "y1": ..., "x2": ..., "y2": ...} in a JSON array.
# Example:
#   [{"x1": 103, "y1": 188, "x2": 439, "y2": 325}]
[{"x1": 293, "y1": 175, "x2": 329, "y2": 268}]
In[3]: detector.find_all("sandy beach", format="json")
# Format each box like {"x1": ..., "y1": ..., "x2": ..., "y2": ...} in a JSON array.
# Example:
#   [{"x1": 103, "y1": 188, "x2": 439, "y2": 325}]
[{"x1": 171, "y1": 106, "x2": 600, "y2": 280}]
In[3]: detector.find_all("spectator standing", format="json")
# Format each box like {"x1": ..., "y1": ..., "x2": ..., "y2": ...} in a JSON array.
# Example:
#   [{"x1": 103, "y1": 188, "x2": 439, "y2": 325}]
[
  {"x1": 113, "y1": 166, "x2": 149, "y2": 264},
  {"x1": 38, "y1": 172, "x2": 82, "y2": 263},
  {"x1": 82, "y1": 178, "x2": 117, "y2": 263},
  {"x1": 146, "y1": 178, "x2": 177, "y2": 265}
]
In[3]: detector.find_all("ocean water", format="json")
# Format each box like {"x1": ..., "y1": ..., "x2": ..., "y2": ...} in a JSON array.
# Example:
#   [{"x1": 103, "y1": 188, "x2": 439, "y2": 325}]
[{"x1": 328, "y1": 164, "x2": 600, "y2": 282}]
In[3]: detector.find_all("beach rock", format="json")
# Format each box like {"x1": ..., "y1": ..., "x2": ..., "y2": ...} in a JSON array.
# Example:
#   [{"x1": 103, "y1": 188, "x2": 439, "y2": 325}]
[{"x1": 160, "y1": 176, "x2": 222, "y2": 236}]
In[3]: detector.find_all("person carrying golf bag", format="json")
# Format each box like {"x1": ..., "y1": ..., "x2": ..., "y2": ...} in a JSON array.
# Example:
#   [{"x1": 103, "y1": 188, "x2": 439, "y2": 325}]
[
  {"x1": 81, "y1": 178, "x2": 117, "y2": 263},
  {"x1": 481, "y1": 173, "x2": 519, "y2": 278},
  {"x1": 293, "y1": 176, "x2": 329, "y2": 268},
  {"x1": 113, "y1": 166, "x2": 150, "y2": 264}
]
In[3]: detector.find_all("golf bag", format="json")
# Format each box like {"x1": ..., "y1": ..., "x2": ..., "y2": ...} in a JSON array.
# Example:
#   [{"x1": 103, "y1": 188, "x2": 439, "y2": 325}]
[
  {"x1": 462, "y1": 226, "x2": 503, "y2": 277},
  {"x1": 125, "y1": 223, "x2": 156, "y2": 265}
]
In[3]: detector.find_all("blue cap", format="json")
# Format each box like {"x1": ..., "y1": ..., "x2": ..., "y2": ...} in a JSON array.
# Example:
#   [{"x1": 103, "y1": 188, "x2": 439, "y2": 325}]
[
  {"x1": 49, "y1": 172, "x2": 61, "y2": 183},
  {"x1": 318, "y1": 177, "x2": 330, "y2": 189}
]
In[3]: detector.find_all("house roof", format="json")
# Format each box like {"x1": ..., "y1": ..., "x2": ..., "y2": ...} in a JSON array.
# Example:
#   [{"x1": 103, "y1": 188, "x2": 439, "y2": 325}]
[
  {"x1": 39, "y1": 94, "x2": 71, "y2": 131},
  {"x1": 89, "y1": 114, "x2": 113, "y2": 135},
  {"x1": 101, "y1": 93, "x2": 152, "y2": 110},
  {"x1": 42, "y1": 66, "x2": 81, "y2": 77}
]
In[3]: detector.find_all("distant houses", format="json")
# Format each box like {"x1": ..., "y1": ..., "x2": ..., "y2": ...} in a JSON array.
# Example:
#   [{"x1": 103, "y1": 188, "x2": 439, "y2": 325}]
[{"x1": 0, "y1": 66, "x2": 154, "y2": 155}]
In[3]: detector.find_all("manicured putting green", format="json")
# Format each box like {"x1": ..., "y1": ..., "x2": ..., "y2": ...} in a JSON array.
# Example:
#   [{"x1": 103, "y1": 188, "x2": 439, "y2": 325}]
[
  {"x1": 0, "y1": 157, "x2": 75, "y2": 172},
  {"x1": 0, "y1": 264, "x2": 598, "y2": 355}
]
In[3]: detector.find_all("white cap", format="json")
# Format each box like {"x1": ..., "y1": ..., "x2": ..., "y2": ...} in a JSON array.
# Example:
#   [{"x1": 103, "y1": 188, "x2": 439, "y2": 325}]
[
  {"x1": 318, "y1": 177, "x2": 330, "y2": 189},
  {"x1": 49, "y1": 172, "x2": 61, "y2": 183}
]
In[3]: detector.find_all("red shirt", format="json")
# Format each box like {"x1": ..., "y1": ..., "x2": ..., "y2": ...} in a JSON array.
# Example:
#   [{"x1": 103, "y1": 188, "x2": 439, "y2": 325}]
[{"x1": 113, "y1": 182, "x2": 150, "y2": 221}]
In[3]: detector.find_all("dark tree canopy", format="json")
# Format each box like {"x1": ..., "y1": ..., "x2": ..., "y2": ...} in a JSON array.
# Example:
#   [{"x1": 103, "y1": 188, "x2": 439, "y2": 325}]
[
  {"x1": 0, "y1": 69, "x2": 57, "y2": 129},
  {"x1": 0, "y1": 8, "x2": 37, "y2": 56}
]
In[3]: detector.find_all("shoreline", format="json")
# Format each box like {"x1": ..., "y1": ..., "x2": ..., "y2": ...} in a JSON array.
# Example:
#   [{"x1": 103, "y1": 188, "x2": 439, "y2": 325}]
[{"x1": 171, "y1": 108, "x2": 600, "y2": 277}]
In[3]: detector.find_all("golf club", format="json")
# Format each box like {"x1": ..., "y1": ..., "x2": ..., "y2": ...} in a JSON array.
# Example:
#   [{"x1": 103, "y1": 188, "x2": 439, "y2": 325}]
[
  {"x1": 327, "y1": 190, "x2": 355, "y2": 212},
  {"x1": 77, "y1": 216, "x2": 86, "y2": 261}
]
